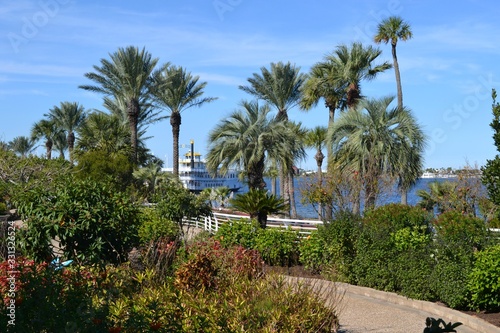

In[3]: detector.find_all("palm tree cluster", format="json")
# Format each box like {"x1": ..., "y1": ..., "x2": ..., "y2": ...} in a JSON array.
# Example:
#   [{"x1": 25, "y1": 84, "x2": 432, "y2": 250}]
[
  {"x1": 207, "y1": 16, "x2": 424, "y2": 219},
  {"x1": 12, "y1": 16, "x2": 424, "y2": 220}
]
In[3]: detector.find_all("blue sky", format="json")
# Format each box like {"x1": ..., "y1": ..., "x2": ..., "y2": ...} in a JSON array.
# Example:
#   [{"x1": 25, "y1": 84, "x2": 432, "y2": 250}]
[{"x1": 1, "y1": 0, "x2": 500, "y2": 170}]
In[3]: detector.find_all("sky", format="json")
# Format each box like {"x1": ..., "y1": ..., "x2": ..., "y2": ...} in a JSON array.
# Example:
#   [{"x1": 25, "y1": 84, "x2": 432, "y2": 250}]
[{"x1": 1, "y1": 0, "x2": 500, "y2": 170}]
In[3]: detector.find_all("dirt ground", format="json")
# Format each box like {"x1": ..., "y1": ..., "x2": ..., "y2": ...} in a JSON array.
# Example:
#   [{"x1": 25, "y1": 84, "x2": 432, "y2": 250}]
[{"x1": 266, "y1": 265, "x2": 500, "y2": 328}]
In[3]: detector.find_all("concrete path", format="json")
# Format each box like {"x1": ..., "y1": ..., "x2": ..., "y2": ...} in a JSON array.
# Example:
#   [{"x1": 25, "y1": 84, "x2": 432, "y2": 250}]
[{"x1": 284, "y1": 276, "x2": 500, "y2": 333}]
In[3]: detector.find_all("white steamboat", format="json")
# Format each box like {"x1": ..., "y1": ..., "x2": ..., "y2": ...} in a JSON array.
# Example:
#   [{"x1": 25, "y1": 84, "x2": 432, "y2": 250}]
[{"x1": 163, "y1": 141, "x2": 242, "y2": 193}]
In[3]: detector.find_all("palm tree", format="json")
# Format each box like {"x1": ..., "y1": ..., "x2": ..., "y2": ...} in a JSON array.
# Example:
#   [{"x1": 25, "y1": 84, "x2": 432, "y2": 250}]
[
  {"x1": 45, "y1": 101, "x2": 86, "y2": 164},
  {"x1": 239, "y1": 61, "x2": 306, "y2": 216},
  {"x1": 374, "y1": 16, "x2": 413, "y2": 108},
  {"x1": 52, "y1": 130, "x2": 67, "y2": 159},
  {"x1": 76, "y1": 111, "x2": 131, "y2": 155},
  {"x1": 239, "y1": 61, "x2": 306, "y2": 121},
  {"x1": 31, "y1": 119, "x2": 60, "y2": 159},
  {"x1": 304, "y1": 126, "x2": 328, "y2": 219},
  {"x1": 79, "y1": 46, "x2": 159, "y2": 164},
  {"x1": 230, "y1": 189, "x2": 288, "y2": 228},
  {"x1": 8, "y1": 136, "x2": 36, "y2": 157},
  {"x1": 206, "y1": 100, "x2": 300, "y2": 191},
  {"x1": 329, "y1": 96, "x2": 425, "y2": 212},
  {"x1": 150, "y1": 65, "x2": 217, "y2": 177},
  {"x1": 328, "y1": 42, "x2": 392, "y2": 110}
]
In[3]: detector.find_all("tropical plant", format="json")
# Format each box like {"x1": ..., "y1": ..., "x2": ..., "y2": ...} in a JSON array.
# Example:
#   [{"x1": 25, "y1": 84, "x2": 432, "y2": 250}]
[
  {"x1": 45, "y1": 101, "x2": 86, "y2": 164},
  {"x1": 52, "y1": 129, "x2": 67, "y2": 159},
  {"x1": 239, "y1": 61, "x2": 307, "y2": 217},
  {"x1": 327, "y1": 42, "x2": 392, "y2": 109},
  {"x1": 133, "y1": 162, "x2": 176, "y2": 200},
  {"x1": 76, "y1": 111, "x2": 131, "y2": 155},
  {"x1": 230, "y1": 188, "x2": 288, "y2": 228},
  {"x1": 374, "y1": 16, "x2": 413, "y2": 109},
  {"x1": 206, "y1": 100, "x2": 303, "y2": 191},
  {"x1": 150, "y1": 65, "x2": 217, "y2": 177},
  {"x1": 329, "y1": 96, "x2": 425, "y2": 212},
  {"x1": 79, "y1": 46, "x2": 159, "y2": 163},
  {"x1": 468, "y1": 244, "x2": 500, "y2": 311},
  {"x1": 30, "y1": 119, "x2": 60, "y2": 159},
  {"x1": 304, "y1": 126, "x2": 328, "y2": 219},
  {"x1": 239, "y1": 61, "x2": 306, "y2": 121},
  {"x1": 423, "y1": 318, "x2": 462, "y2": 333},
  {"x1": 7, "y1": 136, "x2": 36, "y2": 157}
]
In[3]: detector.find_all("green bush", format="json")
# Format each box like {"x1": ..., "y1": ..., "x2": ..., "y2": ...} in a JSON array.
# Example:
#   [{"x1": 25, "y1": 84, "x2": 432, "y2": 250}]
[
  {"x1": 15, "y1": 177, "x2": 140, "y2": 265},
  {"x1": 299, "y1": 231, "x2": 326, "y2": 273},
  {"x1": 254, "y1": 227, "x2": 300, "y2": 266},
  {"x1": 468, "y1": 244, "x2": 500, "y2": 311},
  {"x1": 0, "y1": 202, "x2": 7, "y2": 214},
  {"x1": 138, "y1": 207, "x2": 179, "y2": 245},
  {"x1": 353, "y1": 204, "x2": 433, "y2": 292},
  {"x1": 433, "y1": 210, "x2": 489, "y2": 251},
  {"x1": 215, "y1": 219, "x2": 260, "y2": 249}
]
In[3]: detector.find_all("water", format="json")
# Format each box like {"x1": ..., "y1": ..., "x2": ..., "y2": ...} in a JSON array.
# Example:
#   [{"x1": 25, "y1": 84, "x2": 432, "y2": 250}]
[{"x1": 242, "y1": 177, "x2": 460, "y2": 219}]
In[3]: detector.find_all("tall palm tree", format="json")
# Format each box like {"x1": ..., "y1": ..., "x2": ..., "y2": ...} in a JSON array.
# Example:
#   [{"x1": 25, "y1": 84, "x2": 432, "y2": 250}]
[
  {"x1": 31, "y1": 119, "x2": 60, "y2": 159},
  {"x1": 304, "y1": 126, "x2": 327, "y2": 219},
  {"x1": 206, "y1": 100, "x2": 301, "y2": 191},
  {"x1": 45, "y1": 101, "x2": 86, "y2": 164},
  {"x1": 329, "y1": 96, "x2": 425, "y2": 212},
  {"x1": 374, "y1": 16, "x2": 413, "y2": 108},
  {"x1": 8, "y1": 136, "x2": 36, "y2": 157},
  {"x1": 150, "y1": 65, "x2": 217, "y2": 177},
  {"x1": 328, "y1": 43, "x2": 392, "y2": 110},
  {"x1": 239, "y1": 61, "x2": 306, "y2": 121},
  {"x1": 79, "y1": 46, "x2": 159, "y2": 164},
  {"x1": 239, "y1": 61, "x2": 306, "y2": 216}
]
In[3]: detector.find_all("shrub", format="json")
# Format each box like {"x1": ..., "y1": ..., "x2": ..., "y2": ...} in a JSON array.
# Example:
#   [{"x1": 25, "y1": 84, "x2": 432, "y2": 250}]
[
  {"x1": 433, "y1": 210, "x2": 489, "y2": 251},
  {"x1": 299, "y1": 231, "x2": 325, "y2": 273},
  {"x1": 353, "y1": 204, "x2": 433, "y2": 292},
  {"x1": 138, "y1": 207, "x2": 179, "y2": 245},
  {"x1": 215, "y1": 219, "x2": 260, "y2": 249},
  {"x1": 254, "y1": 227, "x2": 300, "y2": 266},
  {"x1": 468, "y1": 244, "x2": 500, "y2": 311},
  {"x1": 230, "y1": 189, "x2": 288, "y2": 228},
  {"x1": 15, "y1": 177, "x2": 140, "y2": 265},
  {"x1": 0, "y1": 202, "x2": 7, "y2": 215},
  {"x1": 0, "y1": 257, "x2": 96, "y2": 332}
]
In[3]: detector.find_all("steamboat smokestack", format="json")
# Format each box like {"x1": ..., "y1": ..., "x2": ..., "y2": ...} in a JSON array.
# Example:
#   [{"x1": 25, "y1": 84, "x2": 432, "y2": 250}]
[{"x1": 190, "y1": 140, "x2": 194, "y2": 169}]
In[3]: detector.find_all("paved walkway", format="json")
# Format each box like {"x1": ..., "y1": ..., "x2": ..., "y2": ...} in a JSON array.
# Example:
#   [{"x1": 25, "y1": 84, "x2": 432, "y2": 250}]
[{"x1": 284, "y1": 276, "x2": 500, "y2": 333}]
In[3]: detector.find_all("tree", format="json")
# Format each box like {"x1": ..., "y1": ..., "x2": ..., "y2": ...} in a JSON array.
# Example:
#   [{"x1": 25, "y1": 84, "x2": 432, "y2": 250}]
[
  {"x1": 8, "y1": 136, "x2": 36, "y2": 158},
  {"x1": 304, "y1": 126, "x2": 328, "y2": 219},
  {"x1": 52, "y1": 130, "x2": 67, "y2": 159},
  {"x1": 45, "y1": 101, "x2": 86, "y2": 164},
  {"x1": 31, "y1": 119, "x2": 61, "y2": 159},
  {"x1": 79, "y1": 46, "x2": 159, "y2": 164},
  {"x1": 374, "y1": 16, "x2": 413, "y2": 109},
  {"x1": 206, "y1": 100, "x2": 301, "y2": 191},
  {"x1": 230, "y1": 189, "x2": 288, "y2": 228},
  {"x1": 239, "y1": 61, "x2": 306, "y2": 217},
  {"x1": 150, "y1": 65, "x2": 217, "y2": 177},
  {"x1": 327, "y1": 43, "x2": 392, "y2": 110},
  {"x1": 329, "y1": 96, "x2": 425, "y2": 213},
  {"x1": 482, "y1": 89, "x2": 500, "y2": 213}
]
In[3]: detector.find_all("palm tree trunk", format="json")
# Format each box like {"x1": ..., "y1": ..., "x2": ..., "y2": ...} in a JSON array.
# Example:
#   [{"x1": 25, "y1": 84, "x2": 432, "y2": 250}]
[
  {"x1": 67, "y1": 132, "x2": 75, "y2": 165},
  {"x1": 316, "y1": 150, "x2": 324, "y2": 220},
  {"x1": 324, "y1": 101, "x2": 336, "y2": 221},
  {"x1": 400, "y1": 188, "x2": 408, "y2": 205},
  {"x1": 127, "y1": 99, "x2": 140, "y2": 164},
  {"x1": 271, "y1": 177, "x2": 277, "y2": 196},
  {"x1": 45, "y1": 139, "x2": 52, "y2": 160},
  {"x1": 347, "y1": 82, "x2": 361, "y2": 110},
  {"x1": 248, "y1": 157, "x2": 266, "y2": 190},
  {"x1": 392, "y1": 43, "x2": 403, "y2": 108},
  {"x1": 171, "y1": 112, "x2": 181, "y2": 177},
  {"x1": 289, "y1": 171, "x2": 297, "y2": 218}
]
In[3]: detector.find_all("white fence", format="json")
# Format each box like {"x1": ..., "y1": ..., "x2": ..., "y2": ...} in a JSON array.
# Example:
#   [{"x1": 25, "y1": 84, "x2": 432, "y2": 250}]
[
  {"x1": 183, "y1": 212, "x2": 323, "y2": 236},
  {"x1": 183, "y1": 213, "x2": 500, "y2": 240}
]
